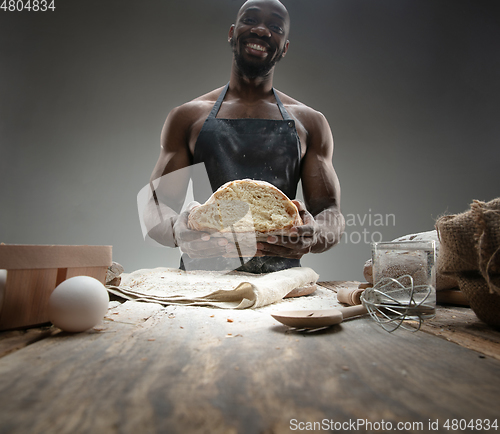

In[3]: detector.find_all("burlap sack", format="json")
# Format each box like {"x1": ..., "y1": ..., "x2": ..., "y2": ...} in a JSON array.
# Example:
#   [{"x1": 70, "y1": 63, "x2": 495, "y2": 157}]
[
  {"x1": 436, "y1": 198, "x2": 500, "y2": 328},
  {"x1": 456, "y1": 276, "x2": 500, "y2": 327},
  {"x1": 473, "y1": 200, "x2": 500, "y2": 289}
]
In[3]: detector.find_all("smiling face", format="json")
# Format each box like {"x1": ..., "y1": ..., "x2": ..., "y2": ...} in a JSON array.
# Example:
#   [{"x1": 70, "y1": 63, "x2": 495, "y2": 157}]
[{"x1": 229, "y1": 0, "x2": 290, "y2": 79}]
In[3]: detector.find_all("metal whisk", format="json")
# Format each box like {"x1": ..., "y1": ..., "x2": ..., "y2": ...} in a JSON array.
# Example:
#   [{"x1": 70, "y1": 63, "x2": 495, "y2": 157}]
[{"x1": 360, "y1": 275, "x2": 434, "y2": 332}]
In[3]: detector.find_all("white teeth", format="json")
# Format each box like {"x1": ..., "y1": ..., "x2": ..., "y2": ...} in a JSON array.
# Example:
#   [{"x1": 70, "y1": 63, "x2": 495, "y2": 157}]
[{"x1": 247, "y1": 43, "x2": 266, "y2": 52}]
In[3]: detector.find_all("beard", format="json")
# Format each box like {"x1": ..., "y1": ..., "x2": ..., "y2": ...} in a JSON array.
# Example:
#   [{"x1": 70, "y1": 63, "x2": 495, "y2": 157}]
[{"x1": 230, "y1": 37, "x2": 285, "y2": 79}]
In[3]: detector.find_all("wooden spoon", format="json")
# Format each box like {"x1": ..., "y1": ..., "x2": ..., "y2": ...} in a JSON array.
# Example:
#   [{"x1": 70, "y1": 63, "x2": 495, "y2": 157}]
[{"x1": 271, "y1": 304, "x2": 367, "y2": 329}]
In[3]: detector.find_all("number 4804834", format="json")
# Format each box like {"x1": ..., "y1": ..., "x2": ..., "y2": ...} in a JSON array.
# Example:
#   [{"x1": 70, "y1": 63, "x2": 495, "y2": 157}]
[{"x1": 1, "y1": 0, "x2": 56, "y2": 11}]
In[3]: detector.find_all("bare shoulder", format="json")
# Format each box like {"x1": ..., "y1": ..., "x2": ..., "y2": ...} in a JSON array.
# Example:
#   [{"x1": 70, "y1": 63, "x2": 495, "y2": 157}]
[
  {"x1": 167, "y1": 86, "x2": 225, "y2": 124},
  {"x1": 160, "y1": 86, "x2": 226, "y2": 156},
  {"x1": 274, "y1": 90, "x2": 329, "y2": 132},
  {"x1": 274, "y1": 89, "x2": 332, "y2": 154}
]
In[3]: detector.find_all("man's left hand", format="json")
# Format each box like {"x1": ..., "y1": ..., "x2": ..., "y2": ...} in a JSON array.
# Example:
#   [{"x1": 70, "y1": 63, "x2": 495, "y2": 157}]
[{"x1": 255, "y1": 200, "x2": 343, "y2": 259}]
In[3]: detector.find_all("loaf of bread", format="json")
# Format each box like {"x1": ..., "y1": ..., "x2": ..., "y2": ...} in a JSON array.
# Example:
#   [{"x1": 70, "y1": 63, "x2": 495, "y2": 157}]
[{"x1": 188, "y1": 179, "x2": 302, "y2": 234}]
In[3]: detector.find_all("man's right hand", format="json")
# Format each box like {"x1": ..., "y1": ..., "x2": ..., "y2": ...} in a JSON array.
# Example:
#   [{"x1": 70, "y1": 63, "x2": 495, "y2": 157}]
[{"x1": 173, "y1": 209, "x2": 236, "y2": 258}]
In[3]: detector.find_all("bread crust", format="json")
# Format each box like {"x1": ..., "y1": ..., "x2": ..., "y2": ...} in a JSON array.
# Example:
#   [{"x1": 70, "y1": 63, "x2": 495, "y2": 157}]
[{"x1": 188, "y1": 179, "x2": 302, "y2": 233}]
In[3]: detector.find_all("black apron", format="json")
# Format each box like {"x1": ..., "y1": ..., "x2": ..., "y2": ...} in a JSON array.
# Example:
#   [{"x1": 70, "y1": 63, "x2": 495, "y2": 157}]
[{"x1": 181, "y1": 83, "x2": 302, "y2": 273}]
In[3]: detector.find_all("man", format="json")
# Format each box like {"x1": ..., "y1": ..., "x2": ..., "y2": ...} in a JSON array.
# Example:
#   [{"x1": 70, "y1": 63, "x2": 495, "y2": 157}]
[{"x1": 144, "y1": 0, "x2": 344, "y2": 273}]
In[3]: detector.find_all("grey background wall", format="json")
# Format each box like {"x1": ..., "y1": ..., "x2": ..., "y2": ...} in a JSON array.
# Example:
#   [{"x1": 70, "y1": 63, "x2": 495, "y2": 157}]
[{"x1": 1, "y1": 0, "x2": 499, "y2": 281}]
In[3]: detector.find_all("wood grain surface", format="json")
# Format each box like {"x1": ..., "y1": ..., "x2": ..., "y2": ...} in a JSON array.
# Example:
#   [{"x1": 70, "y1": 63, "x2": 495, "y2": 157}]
[
  {"x1": 319, "y1": 281, "x2": 500, "y2": 361},
  {"x1": 0, "y1": 296, "x2": 499, "y2": 434},
  {"x1": 417, "y1": 306, "x2": 500, "y2": 361}
]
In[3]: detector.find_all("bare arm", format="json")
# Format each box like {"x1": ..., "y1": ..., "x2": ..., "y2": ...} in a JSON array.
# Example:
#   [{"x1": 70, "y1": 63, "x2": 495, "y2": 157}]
[
  {"x1": 143, "y1": 106, "x2": 193, "y2": 247},
  {"x1": 144, "y1": 102, "x2": 233, "y2": 257},
  {"x1": 258, "y1": 109, "x2": 345, "y2": 257},
  {"x1": 298, "y1": 110, "x2": 345, "y2": 252}
]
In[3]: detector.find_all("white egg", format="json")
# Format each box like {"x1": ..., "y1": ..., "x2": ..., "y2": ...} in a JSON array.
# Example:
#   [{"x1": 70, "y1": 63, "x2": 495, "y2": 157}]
[{"x1": 48, "y1": 275, "x2": 109, "y2": 333}]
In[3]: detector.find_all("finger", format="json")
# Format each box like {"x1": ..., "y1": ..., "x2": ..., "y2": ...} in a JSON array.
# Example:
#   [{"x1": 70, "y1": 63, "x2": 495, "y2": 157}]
[
  {"x1": 291, "y1": 199, "x2": 306, "y2": 212},
  {"x1": 174, "y1": 211, "x2": 200, "y2": 242},
  {"x1": 301, "y1": 211, "x2": 316, "y2": 226},
  {"x1": 257, "y1": 241, "x2": 311, "y2": 258},
  {"x1": 178, "y1": 229, "x2": 212, "y2": 243},
  {"x1": 294, "y1": 206, "x2": 315, "y2": 227},
  {"x1": 267, "y1": 232, "x2": 314, "y2": 246},
  {"x1": 290, "y1": 202, "x2": 315, "y2": 231},
  {"x1": 290, "y1": 224, "x2": 315, "y2": 237},
  {"x1": 185, "y1": 201, "x2": 201, "y2": 212},
  {"x1": 198, "y1": 234, "x2": 229, "y2": 245},
  {"x1": 256, "y1": 247, "x2": 306, "y2": 259}
]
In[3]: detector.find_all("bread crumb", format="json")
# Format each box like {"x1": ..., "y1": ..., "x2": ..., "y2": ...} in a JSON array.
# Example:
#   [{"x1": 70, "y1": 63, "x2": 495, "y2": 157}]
[{"x1": 227, "y1": 318, "x2": 234, "y2": 323}]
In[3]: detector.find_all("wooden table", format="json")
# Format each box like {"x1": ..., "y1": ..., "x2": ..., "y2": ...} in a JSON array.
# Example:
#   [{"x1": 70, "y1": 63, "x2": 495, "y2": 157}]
[{"x1": 0, "y1": 282, "x2": 499, "y2": 434}]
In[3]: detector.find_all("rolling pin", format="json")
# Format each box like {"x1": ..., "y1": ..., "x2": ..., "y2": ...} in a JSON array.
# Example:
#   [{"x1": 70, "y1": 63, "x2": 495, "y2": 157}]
[
  {"x1": 337, "y1": 283, "x2": 470, "y2": 307},
  {"x1": 337, "y1": 285, "x2": 367, "y2": 305}
]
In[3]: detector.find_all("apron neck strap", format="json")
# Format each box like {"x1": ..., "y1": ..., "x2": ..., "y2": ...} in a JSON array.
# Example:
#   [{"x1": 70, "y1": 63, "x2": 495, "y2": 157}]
[
  {"x1": 208, "y1": 83, "x2": 230, "y2": 119},
  {"x1": 273, "y1": 89, "x2": 292, "y2": 121},
  {"x1": 208, "y1": 82, "x2": 293, "y2": 121}
]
